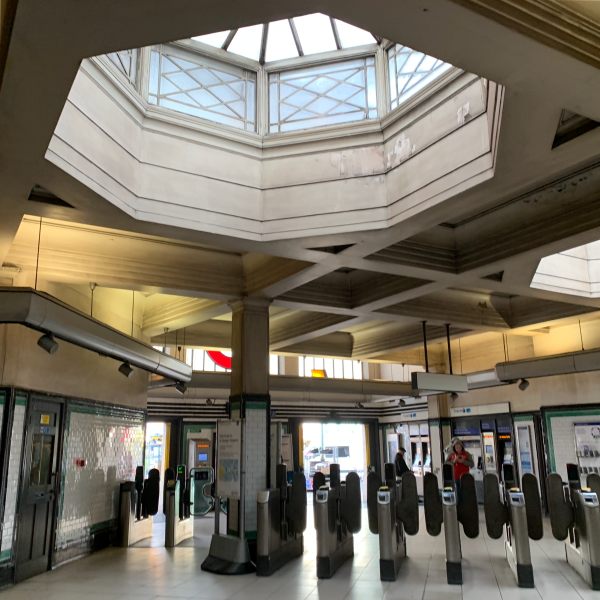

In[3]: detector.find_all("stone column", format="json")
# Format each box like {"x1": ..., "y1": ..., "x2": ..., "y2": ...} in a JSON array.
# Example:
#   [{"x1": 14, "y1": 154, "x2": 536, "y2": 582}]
[
  {"x1": 228, "y1": 297, "x2": 271, "y2": 545},
  {"x1": 428, "y1": 395, "x2": 452, "y2": 487}
]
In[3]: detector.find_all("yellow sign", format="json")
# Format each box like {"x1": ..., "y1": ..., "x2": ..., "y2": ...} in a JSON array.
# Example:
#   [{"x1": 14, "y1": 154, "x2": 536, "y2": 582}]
[{"x1": 40, "y1": 414, "x2": 50, "y2": 425}]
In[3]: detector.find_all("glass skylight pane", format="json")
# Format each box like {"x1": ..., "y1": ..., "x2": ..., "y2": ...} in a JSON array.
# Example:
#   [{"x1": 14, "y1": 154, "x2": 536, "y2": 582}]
[
  {"x1": 293, "y1": 14, "x2": 336, "y2": 55},
  {"x1": 334, "y1": 19, "x2": 376, "y2": 48},
  {"x1": 269, "y1": 56, "x2": 376, "y2": 133},
  {"x1": 150, "y1": 47, "x2": 256, "y2": 131},
  {"x1": 265, "y1": 20, "x2": 298, "y2": 62},
  {"x1": 227, "y1": 24, "x2": 263, "y2": 61},
  {"x1": 387, "y1": 44, "x2": 452, "y2": 110},
  {"x1": 192, "y1": 30, "x2": 230, "y2": 48}
]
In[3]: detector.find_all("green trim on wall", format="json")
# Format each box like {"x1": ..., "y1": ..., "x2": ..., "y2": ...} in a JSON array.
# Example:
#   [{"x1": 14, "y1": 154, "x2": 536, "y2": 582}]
[
  {"x1": 245, "y1": 400, "x2": 268, "y2": 410},
  {"x1": 15, "y1": 393, "x2": 27, "y2": 406},
  {"x1": 90, "y1": 519, "x2": 117, "y2": 534},
  {"x1": 544, "y1": 407, "x2": 600, "y2": 472},
  {"x1": 0, "y1": 549, "x2": 11, "y2": 562},
  {"x1": 513, "y1": 414, "x2": 534, "y2": 422},
  {"x1": 245, "y1": 530, "x2": 257, "y2": 540}
]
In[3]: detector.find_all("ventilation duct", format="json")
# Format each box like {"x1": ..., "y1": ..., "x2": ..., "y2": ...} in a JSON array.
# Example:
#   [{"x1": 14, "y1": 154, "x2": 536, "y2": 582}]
[
  {"x1": 496, "y1": 348, "x2": 600, "y2": 382},
  {"x1": 467, "y1": 369, "x2": 508, "y2": 389},
  {"x1": 0, "y1": 288, "x2": 191, "y2": 383}
]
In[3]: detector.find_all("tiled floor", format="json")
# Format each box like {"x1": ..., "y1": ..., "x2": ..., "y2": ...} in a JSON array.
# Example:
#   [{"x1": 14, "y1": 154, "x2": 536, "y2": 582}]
[{"x1": 2, "y1": 509, "x2": 598, "y2": 600}]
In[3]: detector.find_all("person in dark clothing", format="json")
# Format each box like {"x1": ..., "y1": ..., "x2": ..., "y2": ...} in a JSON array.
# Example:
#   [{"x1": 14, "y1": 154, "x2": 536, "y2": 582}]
[{"x1": 395, "y1": 447, "x2": 410, "y2": 477}]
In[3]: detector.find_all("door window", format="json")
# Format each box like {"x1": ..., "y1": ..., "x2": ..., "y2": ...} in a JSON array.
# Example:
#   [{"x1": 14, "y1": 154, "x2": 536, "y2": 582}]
[{"x1": 29, "y1": 433, "x2": 54, "y2": 486}]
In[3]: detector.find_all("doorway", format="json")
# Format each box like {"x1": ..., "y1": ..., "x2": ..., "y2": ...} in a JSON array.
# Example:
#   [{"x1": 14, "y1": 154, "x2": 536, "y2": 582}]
[
  {"x1": 15, "y1": 398, "x2": 62, "y2": 582},
  {"x1": 302, "y1": 422, "x2": 368, "y2": 499},
  {"x1": 144, "y1": 422, "x2": 169, "y2": 519}
]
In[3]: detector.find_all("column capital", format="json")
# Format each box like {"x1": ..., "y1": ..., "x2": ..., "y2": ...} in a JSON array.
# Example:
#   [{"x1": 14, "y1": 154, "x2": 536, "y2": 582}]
[{"x1": 228, "y1": 296, "x2": 272, "y2": 313}]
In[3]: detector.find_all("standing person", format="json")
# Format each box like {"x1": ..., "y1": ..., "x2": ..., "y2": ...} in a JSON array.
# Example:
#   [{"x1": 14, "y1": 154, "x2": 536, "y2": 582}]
[
  {"x1": 445, "y1": 438, "x2": 474, "y2": 483},
  {"x1": 395, "y1": 447, "x2": 410, "y2": 478}
]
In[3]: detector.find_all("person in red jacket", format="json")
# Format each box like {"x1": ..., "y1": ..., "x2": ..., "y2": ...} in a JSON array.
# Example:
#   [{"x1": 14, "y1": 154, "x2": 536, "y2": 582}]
[{"x1": 445, "y1": 438, "x2": 474, "y2": 482}]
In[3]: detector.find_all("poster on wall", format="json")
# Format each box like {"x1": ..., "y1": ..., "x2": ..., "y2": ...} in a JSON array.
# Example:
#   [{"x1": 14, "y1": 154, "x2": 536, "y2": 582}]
[
  {"x1": 574, "y1": 422, "x2": 600, "y2": 476},
  {"x1": 217, "y1": 420, "x2": 242, "y2": 499},
  {"x1": 517, "y1": 425, "x2": 534, "y2": 475}
]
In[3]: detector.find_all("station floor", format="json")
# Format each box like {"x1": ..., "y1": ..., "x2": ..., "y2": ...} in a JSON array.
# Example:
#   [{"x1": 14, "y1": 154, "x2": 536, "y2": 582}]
[{"x1": 2, "y1": 508, "x2": 598, "y2": 600}]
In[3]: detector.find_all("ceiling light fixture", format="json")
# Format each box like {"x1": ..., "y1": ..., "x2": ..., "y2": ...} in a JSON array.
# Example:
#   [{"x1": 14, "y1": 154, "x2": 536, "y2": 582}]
[
  {"x1": 37, "y1": 332, "x2": 58, "y2": 354},
  {"x1": 518, "y1": 378, "x2": 530, "y2": 391},
  {"x1": 118, "y1": 361, "x2": 133, "y2": 378}
]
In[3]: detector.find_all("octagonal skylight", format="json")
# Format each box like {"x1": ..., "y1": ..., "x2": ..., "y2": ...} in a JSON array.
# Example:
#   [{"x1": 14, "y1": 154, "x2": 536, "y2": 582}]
[{"x1": 193, "y1": 14, "x2": 378, "y2": 63}]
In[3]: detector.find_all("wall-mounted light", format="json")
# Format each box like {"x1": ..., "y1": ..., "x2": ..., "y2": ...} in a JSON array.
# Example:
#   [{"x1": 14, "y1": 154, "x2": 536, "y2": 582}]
[
  {"x1": 518, "y1": 378, "x2": 530, "y2": 391},
  {"x1": 450, "y1": 392, "x2": 459, "y2": 401},
  {"x1": 175, "y1": 381, "x2": 187, "y2": 395},
  {"x1": 118, "y1": 361, "x2": 133, "y2": 378},
  {"x1": 37, "y1": 332, "x2": 58, "y2": 354}
]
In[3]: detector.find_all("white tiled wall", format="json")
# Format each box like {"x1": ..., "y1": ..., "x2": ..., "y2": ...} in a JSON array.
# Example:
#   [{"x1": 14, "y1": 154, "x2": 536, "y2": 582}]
[
  {"x1": 0, "y1": 399, "x2": 27, "y2": 561},
  {"x1": 548, "y1": 409, "x2": 600, "y2": 482},
  {"x1": 55, "y1": 405, "x2": 144, "y2": 552},
  {"x1": 243, "y1": 407, "x2": 267, "y2": 533}
]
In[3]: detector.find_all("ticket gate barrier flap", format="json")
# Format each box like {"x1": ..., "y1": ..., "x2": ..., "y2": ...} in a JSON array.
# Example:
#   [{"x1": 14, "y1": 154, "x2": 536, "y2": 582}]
[
  {"x1": 341, "y1": 472, "x2": 362, "y2": 534},
  {"x1": 522, "y1": 473, "x2": 543, "y2": 541},
  {"x1": 163, "y1": 467, "x2": 175, "y2": 516},
  {"x1": 367, "y1": 471, "x2": 382, "y2": 534},
  {"x1": 287, "y1": 472, "x2": 308, "y2": 535},
  {"x1": 457, "y1": 474, "x2": 479, "y2": 539},
  {"x1": 423, "y1": 472, "x2": 442, "y2": 536},
  {"x1": 144, "y1": 468, "x2": 160, "y2": 517},
  {"x1": 483, "y1": 473, "x2": 508, "y2": 540},
  {"x1": 547, "y1": 473, "x2": 573, "y2": 541},
  {"x1": 134, "y1": 466, "x2": 144, "y2": 520},
  {"x1": 398, "y1": 472, "x2": 419, "y2": 536},
  {"x1": 588, "y1": 473, "x2": 600, "y2": 496}
]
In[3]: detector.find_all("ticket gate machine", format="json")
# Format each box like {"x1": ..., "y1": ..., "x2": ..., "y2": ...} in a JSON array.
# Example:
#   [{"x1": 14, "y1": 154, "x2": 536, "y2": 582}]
[
  {"x1": 483, "y1": 464, "x2": 542, "y2": 588},
  {"x1": 367, "y1": 464, "x2": 419, "y2": 581},
  {"x1": 547, "y1": 465, "x2": 600, "y2": 590},
  {"x1": 118, "y1": 466, "x2": 157, "y2": 546},
  {"x1": 165, "y1": 467, "x2": 194, "y2": 547},
  {"x1": 256, "y1": 464, "x2": 307, "y2": 576},
  {"x1": 313, "y1": 464, "x2": 362, "y2": 578},
  {"x1": 423, "y1": 465, "x2": 479, "y2": 585}
]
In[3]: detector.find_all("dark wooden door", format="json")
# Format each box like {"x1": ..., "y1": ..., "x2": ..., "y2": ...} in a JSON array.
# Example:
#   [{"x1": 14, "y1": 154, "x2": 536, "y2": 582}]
[{"x1": 15, "y1": 399, "x2": 61, "y2": 581}]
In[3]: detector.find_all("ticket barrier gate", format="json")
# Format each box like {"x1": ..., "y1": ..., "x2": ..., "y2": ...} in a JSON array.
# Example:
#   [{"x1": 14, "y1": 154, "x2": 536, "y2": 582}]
[
  {"x1": 165, "y1": 467, "x2": 194, "y2": 547},
  {"x1": 256, "y1": 464, "x2": 307, "y2": 576},
  {"x1": 367, "y1": 464, "x2": 419, "y2": 581},
  {"x1": 314, "y1": 464, "x2": 361, "y2": 578},
  {"x1": 483, "y1": 465, "x2": 542, "y2": 588},
  {"x1": 119, "y1": 466, "x2": 158, "y2": 546},
  {"x1": 547, "y1": 465, "x2": 600, "y2": 590},
  {"x1": 424, "y1": 465, "x2": 479, "y2": 585}
]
